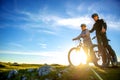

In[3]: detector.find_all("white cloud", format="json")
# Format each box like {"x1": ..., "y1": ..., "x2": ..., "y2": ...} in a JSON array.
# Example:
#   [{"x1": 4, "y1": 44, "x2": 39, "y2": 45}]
[
  {"x1": 0, "y1": 50, "x2": 63, "y2": 57},
  {"x1": 17, "y1": 8, "x2": 120, "y2": 33},
  {"x1": 92, "y1": 13, "x2": 120, "y2": 30},
  {"x1": 38, "y1": 43, "x2": 47, "y2": 48},
  {"x1": 55, "y1": 16, "x2": 92, "y2": 29},
  {"x1": 64, "y1": 1, "x2": 120, "y2": 31},
  {"x1": 9, "y1": 42, "x2": 24, "y2": 49},
  {"x1": 18, "y1": 11, "x2": 42, "y2": 22},
  {"x1": 100, "y1": 14, "x2": 120, "y2": 30},
  {"x1": 107, "y1": 21, "x2": 120, "y2": 30}
]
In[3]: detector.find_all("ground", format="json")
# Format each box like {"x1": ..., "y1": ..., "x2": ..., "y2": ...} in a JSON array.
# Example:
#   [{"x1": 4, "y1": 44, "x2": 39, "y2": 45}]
[{"x1": 0, "y1": 62, "x2": 120, "y2": 80}]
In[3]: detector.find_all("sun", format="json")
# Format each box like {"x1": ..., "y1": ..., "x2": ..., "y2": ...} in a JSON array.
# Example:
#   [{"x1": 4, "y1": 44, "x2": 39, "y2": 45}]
[{"x1": 70, "y1": 48, "x2": 87, "y2": 66}]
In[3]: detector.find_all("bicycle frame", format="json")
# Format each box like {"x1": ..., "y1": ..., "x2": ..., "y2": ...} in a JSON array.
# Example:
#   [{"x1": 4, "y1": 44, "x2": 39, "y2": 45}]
[{"x1": 76, "y1": 40, "x2": 83, "y2": 48}]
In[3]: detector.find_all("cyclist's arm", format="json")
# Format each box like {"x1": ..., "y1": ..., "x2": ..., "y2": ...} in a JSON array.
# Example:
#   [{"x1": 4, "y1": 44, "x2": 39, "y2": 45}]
[
  {"x1": 101, "y1": 19, "x2": 107, "y2": 30},
  {"x1": 73, "y1": 29, "x2": 90, "y2": 40},
  {"x1": 72, "y1": 34, "x2": 81, "y2": 40},
  {"x1": 89, "y1": 25, "x2": 95, "y2": 33},
  {"x1": 101, "y1": 19, "x2": 107, "y2": 33}
]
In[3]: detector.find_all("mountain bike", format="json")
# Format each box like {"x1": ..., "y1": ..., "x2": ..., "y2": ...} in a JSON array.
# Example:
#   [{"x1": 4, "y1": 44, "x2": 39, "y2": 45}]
[
  {"x1": 68, "y1": 38, "x2": 101, "y2": 66},
  {"x1": 92, "y1": 36, "x2": 118, "y2": 67}
]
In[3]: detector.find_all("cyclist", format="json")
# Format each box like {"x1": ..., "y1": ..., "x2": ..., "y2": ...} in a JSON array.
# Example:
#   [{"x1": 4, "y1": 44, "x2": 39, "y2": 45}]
[
  {"x1": 73, "y1": 24, "x2": 97, "y2": 64},
  {"x1": 90, "y1": 13, "x2": 117, "y2": 66}
]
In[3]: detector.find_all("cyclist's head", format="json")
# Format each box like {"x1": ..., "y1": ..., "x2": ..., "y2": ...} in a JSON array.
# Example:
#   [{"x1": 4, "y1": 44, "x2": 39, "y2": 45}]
[
  {"x1": 91, "y1": 13, "x2": 98, "y2": 18},
  {"x1": 81, "y1": 24, "x2": 86, "y2": 27},
  {"x1": 80, "y1": 24, "x2": 86, "y2": 30},
  {"x1": 91, "y1": 13, "x2": 99, "y2": 21}
]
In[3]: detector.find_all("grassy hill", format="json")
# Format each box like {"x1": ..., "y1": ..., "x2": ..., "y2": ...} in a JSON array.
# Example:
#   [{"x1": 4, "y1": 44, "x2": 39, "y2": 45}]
[{"x1": 0, "y1": 62, "x2": 120, "y2": 80}]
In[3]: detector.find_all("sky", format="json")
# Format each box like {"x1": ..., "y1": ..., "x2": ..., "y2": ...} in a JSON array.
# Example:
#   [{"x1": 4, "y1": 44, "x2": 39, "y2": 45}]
[{"x1": 0, "y1": 0, "x2": 120, "y2": 65}]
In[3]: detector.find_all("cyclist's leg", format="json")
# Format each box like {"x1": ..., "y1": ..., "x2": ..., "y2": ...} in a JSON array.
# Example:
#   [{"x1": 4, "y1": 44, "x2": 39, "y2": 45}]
[{"x1": 97, "y1": 35, "x2": 107, "y2": 65}]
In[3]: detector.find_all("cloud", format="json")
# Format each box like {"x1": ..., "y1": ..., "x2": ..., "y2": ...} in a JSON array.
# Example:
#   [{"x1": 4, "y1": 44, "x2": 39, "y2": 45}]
[
  {"x1": 107, "y1": 21, "x2": 120, "y2": 30},
  {"x1": 64, "y1": 1, "x2": 120, "y2": 30},
  {"x1": 3, "y1": 4, "x2": 119, "y2": 36},
  {"x1": 38, "y1": 43, "x2": 47, "y2": 48},
  {"x1": 13, "y1": 11, "x2": 59, "y2": 35},
  {"x1": 17, "y1": 11, "x2": 41, "y2": 22},
  {"x1": 105, "y1": 16, "x2": 120, "y2": 30},
  {"x1": 37, "y1": 29, "x2": 57, "y2": 35},
  {"x1": 55, "y1": 16, "x2": 92, "y2": 29},
  {"x1": 0, "y1": 50, "x2": 63, "y2": 57},
  {"x1": 25, "y1": 11, "x2": 92, "y2": 30},
  {"x1": 14, "y1": 4, "x2": 120, "y2": 31},
  {"x1": 8, "y1": 42, "x2": 24, "y2": 49},
  {"x1": 33, "y1": 12, "x2": 120, "y2": 31}
]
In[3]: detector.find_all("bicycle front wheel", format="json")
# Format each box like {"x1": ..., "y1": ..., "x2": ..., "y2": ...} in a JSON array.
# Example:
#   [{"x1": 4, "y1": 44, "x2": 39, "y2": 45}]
[{"x1": 68, "y1": 47, "x2": 87, "y2": 66}]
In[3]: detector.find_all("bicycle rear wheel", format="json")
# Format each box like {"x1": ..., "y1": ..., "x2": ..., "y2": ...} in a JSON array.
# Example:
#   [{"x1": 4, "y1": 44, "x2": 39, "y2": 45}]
[
  {"x1": 105, "y1": 48, "x2": 118, "y2": 67},
  {"x1": 111, "y1": 54, "x2": 118, "y2": 67},
  {"x1": 68, "y1": 47, "x2": 86, "y2": 66}
]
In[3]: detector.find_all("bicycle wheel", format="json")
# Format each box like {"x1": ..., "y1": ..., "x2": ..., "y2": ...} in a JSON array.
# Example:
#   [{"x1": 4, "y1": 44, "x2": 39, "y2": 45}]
[
  {"x1": 106, "y1": 48, "x2": 118, "y2": 67},
  {"x1": 101, "y1": 47, "x2": 116, "y2": 67},
  {"x1": 111, "y1": 54, "x2": 118, "y2": 67},
  {"x1": 68, "y1": 47, "x2": 87, "y2": 66}
]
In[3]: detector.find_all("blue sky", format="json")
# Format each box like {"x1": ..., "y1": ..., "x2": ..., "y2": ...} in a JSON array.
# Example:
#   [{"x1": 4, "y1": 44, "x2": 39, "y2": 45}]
[{"x1": 0, "y1": 0, "x2": 120, "y2": 64}]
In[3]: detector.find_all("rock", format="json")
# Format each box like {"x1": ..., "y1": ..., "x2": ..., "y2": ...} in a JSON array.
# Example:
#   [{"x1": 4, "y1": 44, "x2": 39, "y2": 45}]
[
  {"x1": 38, "y1": 64, "x2": 55, "y2": 76},
  {"x1": 21, "y1": 75, "x2": 27, "y2": 80},
  {"x1": 58, "y1": 73, "x2": 62, "y2": 78},
  {"x1": 8, "y1": 70, "x2": 18, "y2": 79}
]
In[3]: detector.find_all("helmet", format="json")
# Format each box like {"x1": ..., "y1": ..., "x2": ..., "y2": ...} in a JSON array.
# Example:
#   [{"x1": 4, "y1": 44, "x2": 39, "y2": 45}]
[
  {"x1": 91, "y1": 13, "x2": 98, "y2": 18},
  {"x1": 81, "y1": 24, "x2": 86, "y2": 27}
]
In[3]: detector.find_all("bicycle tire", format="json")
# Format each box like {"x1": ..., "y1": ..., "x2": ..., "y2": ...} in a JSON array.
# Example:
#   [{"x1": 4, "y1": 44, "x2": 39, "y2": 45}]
[
  {"x1": 106, "y1": 48, "x2": 118, "y2": 67},
  {"x1": 68, "y1": 47, "x2": 82, "y2": 66},
  {"x1": 111, "y1": 54, "x2": 118, "y2": 67}
]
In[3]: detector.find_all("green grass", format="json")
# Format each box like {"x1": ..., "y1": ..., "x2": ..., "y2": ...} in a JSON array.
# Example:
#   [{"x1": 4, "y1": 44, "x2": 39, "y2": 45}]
[
  {"x1": 93, "y1": 66, "x2": 120, "y2": 80},
  {"x1": 0, "y1": 62, "x2": 120, "y2": 80},
  {"x1": 0, "y1": 62, "x2": 42, "y2": 72}
]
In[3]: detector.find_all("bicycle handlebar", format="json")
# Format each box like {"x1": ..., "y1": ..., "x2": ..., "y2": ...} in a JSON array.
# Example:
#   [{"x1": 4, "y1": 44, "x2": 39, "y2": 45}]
[
  {"x1": 92, "y1": 36, "x2": 96, "y2": 40},
  {"x1": 73, "y1": 39, "x2": 81, "y2": 42}
]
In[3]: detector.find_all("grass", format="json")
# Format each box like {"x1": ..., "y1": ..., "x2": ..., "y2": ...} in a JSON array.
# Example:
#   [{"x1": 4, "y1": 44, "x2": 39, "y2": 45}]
[
  {"x1": 0, "y1": 62, "x2": 42, "y2": 72},
  {"x1": 93, "y1": 66, "x2": 120, "y2": 80},
  {"x1": 0, "y1": 62, "x2": 120, "y2": 80}
]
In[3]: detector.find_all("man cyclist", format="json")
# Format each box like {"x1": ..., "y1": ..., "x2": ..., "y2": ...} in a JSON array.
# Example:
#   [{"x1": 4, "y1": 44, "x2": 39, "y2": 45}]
[
  {"x1": 90, "y1": 13, "x2": 117, "y2": 66},
  {"x1": 73, "y1": 24, "x2": 97, "y2": 64}
]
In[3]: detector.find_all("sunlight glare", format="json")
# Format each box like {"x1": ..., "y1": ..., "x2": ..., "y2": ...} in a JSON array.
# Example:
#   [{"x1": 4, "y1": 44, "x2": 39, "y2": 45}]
[{"x1": 70, "y1": 48, "x2": 87, "y2": 66}]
